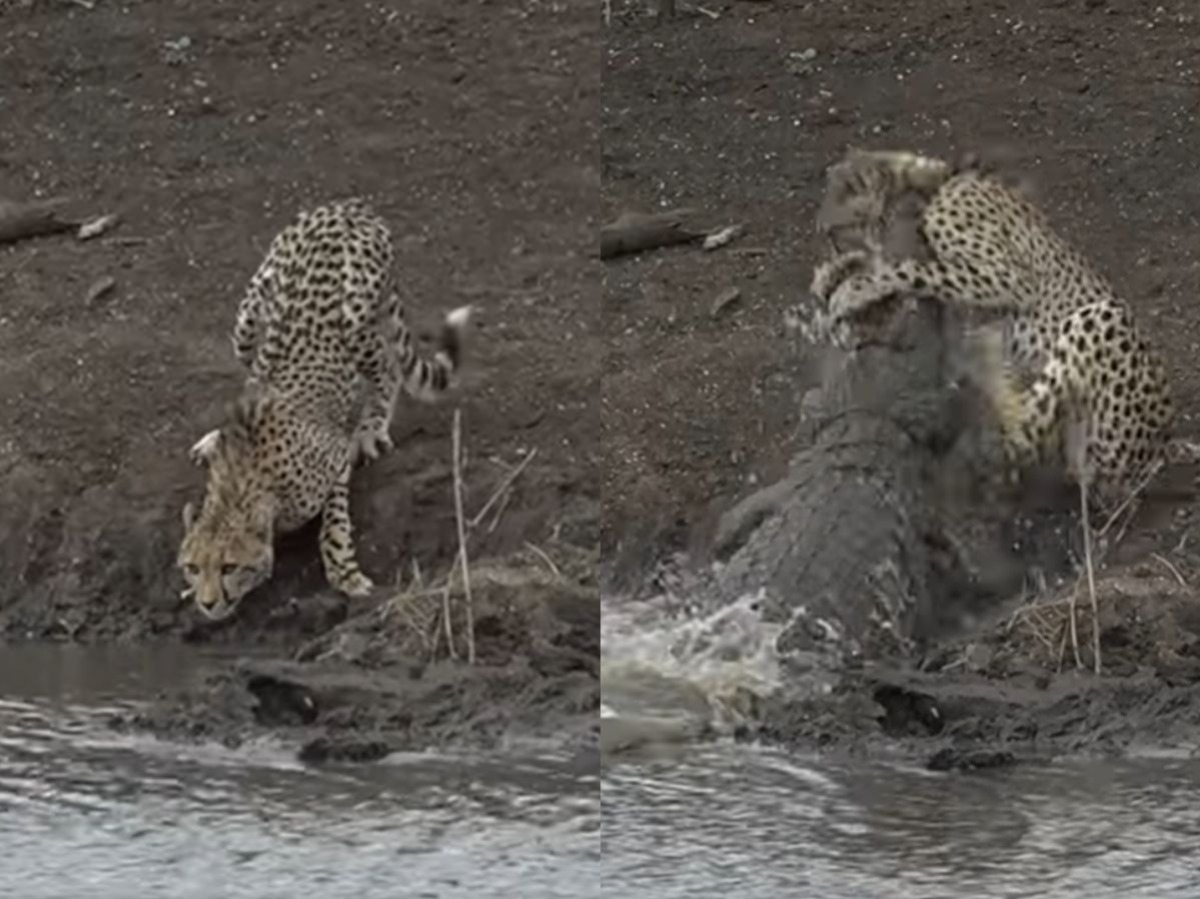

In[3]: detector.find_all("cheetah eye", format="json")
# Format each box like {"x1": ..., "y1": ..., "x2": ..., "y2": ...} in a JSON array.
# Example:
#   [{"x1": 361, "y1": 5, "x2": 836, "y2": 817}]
[
  {"x1": 183, "y1": 563, "x2": 200, "y2": 577},
  {"x1": 221, "y1": 564, "x2": 240, "y2": 577}
]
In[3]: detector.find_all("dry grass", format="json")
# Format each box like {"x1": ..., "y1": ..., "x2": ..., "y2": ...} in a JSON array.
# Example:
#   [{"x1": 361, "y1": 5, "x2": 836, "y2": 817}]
[
  {"x1": 388, "y1": 413, "x2": 545, "y2": 663},
  {"x1": 379, "y1": 541, "x2": 591, "y2": 664},
  {"x1": 1003, "y1": 588, "x2": 1104, "y2": 673}
]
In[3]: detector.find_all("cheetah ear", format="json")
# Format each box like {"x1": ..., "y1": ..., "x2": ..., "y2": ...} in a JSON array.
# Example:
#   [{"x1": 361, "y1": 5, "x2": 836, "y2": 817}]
[
  {"x1": 249, "y1": 503, "x2": 273, "y2": 546},
  {"x1": 182, "y1": 501, "x2": 195, "y2": 531}
]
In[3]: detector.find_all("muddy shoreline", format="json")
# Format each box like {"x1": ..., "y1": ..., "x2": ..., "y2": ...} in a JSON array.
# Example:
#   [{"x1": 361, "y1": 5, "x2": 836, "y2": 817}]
[
  {"x1": 601, "y1": 1, "x2": 1200, "y2": 767},
  {"x1": 100, "y1": 542, "x2": 601, "y2": 761},
  {"x1": 752, "y1": 562, "x2": 1200, "y2": 768},
  {"x1": 0, "y1": 0, "x2": 598, "y2": 761}
]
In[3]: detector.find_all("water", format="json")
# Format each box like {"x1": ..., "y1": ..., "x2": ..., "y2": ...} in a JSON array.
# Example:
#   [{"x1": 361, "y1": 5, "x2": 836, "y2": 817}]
[
  {"x1": 0, "y1": 646, "x2": 600, "y2": 899},
  {"x1": 602, "y1": 592, "x2": 1200, "y2": 898}
]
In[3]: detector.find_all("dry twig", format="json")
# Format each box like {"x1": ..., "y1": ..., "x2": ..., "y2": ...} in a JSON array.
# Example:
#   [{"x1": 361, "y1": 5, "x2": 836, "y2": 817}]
[
  {"x1": 1097, "y1": 459, "x2": 1161, "y2": 539},
  {"x1": 451, "y1": 408, "x2": 476, "y2": 664},
  {"x1": 1066, "y1": 419, "x2": 1100, "y2": 675},
  {"x1": 488, "y1": 489, "x2": 514, "y2": 534},
  {"x1": 1152, "y1": 552, "x2": 1189, "y2": 587},
  {"x1": 470, "y1": 447, "x2": 538, "y2": 529},
  {"x1": 1078, "y1": 479, "x2": 1101, "y2": 675},
  {"x1": 524, "y1": 541, "x2": 563, "y2": 581}
]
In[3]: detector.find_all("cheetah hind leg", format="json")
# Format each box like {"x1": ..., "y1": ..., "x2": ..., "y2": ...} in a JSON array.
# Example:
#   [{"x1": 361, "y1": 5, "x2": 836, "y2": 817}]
[
  {"x1": 969, "y1": 325, "x2": 1060, "y2": 475},
  {"x1": 319, "y1": 460, "x2": 375, "y2": 597},
  {"x1": 350, "y1": 303, "x2": 405, "y2": 465},
  {"x1": 352, "y1": 304, "x2": 475, "y2": 465}
]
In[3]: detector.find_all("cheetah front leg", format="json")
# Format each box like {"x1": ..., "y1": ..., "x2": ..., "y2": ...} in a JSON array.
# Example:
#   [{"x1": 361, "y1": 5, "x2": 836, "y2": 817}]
[
  {"x1": 827, "y1": 252, "x2": 1032, "y2": 325},
  {"x1": 810, "y1": 249, "x2": 873, "y2": 305},
  {"x1": 824, "y1": 260, "x2": 933, "y2": 322},
  {"x1": 791, "y1": 249, "x2": 877, "y2": 348},
  {"x1": 319, "y1": 460, "x2": 375, "y2": 597}
]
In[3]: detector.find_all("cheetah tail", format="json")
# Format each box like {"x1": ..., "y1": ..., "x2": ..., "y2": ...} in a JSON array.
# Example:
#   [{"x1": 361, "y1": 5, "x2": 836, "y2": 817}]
[
  {"x1": 402, "y1": 305, "x2": 473, "y2": 403},
  {"x1": 1165, "y1": 437, "x2": 1200, "y2": 466}
]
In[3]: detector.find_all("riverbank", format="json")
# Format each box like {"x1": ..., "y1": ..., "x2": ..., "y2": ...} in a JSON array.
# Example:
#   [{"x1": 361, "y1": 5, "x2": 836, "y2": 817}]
[
  {"x1": 1, "y1": 0, "x2": 598, "y2": 760},
  {"x1": 602, "y1": 0, "x2": 1200, "y2": 765}
]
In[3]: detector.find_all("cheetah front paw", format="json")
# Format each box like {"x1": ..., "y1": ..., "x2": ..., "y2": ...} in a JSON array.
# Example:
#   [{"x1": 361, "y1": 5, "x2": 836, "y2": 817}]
[
  {"x1": 811, "y1": 250, "x2": 871, "y2": 305},
  {"x1": 827, "y1": 273, "x2": 896, "y2": 322},
  {"x1": 189, "y1": 429, "x2": 221, "y2": 467},
  {"x1": 353, "y1": 424, "x2": 395, "y2": 465}
]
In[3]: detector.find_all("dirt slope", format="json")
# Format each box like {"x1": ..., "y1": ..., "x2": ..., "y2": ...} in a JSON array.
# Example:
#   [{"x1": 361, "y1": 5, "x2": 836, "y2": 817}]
[{"x1": 0, "y1": 0, "x2": 599, "y2": 643}]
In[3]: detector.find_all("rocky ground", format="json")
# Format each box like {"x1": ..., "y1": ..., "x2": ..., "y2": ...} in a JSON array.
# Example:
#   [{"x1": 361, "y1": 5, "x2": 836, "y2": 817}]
[
  {"x1": 1, "y1": 0, "x2": 598, "y2": 758},
  {"x1": 603, "y1": 0, "x2": 1200, "y2": 764}
]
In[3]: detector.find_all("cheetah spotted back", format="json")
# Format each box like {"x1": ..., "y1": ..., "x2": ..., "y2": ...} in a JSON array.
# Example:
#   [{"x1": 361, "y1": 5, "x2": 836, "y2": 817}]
[{"x1": 811, "y1": 150, "x2": 1182, "y2": 508}]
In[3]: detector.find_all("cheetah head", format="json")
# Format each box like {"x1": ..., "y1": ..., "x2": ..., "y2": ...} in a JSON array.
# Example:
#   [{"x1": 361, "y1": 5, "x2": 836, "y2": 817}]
[
  {"x1": 178, "y1": 498, "x2": 274, "y2": 621},
  {"x1": 177, "y1": 390, "x2": 277, "y2": 621}
]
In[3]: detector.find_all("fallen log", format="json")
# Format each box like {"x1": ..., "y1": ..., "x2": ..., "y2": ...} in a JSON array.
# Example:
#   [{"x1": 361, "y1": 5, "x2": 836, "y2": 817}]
[
  {"x1": 600, "y1": 208, "x2": 705, "y2": 259},
  {"x1": 0, "y1": 198, "x2": 79, "y2": 245}
]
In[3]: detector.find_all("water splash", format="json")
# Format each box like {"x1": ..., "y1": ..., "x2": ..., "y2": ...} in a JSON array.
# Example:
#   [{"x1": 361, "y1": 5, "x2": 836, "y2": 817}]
[{"x1": 601, "y1": 589, "x2": 786, "y2": 741}]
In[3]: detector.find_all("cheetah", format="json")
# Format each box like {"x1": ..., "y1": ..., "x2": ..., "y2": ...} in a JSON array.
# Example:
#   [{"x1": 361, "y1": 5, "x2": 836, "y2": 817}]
[
  {"x1": 814, "y1": 147, "x2": 954, "y2": 263},
  {"x1": 178, "y1": 198, "x2": 472, "y2": 621},
  {"x1": 788, "y1": 148, "x2": 958, "y2": 345},
  {"x1": 810, "y1": 150, "x2": 1190, "y2": 508}
]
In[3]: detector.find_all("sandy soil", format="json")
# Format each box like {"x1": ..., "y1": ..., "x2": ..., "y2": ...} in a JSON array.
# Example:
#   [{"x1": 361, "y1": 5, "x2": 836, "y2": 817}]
[
  {"x1": 602, "y1": 0, "x2": 1200, "y2": 582},
  {"x1": 0, "y1": 0, "x2": 598, "y2": 754},
  {"x1": 603, "y1": 0, "x2": 1200, "y2": 762}
]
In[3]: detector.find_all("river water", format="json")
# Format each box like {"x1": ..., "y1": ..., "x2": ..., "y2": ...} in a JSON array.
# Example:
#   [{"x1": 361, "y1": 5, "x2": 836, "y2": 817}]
[
  {"x1": 601, "y1": 591, "x2": 1200, "y2": 899},
  {"x1": 0, "y1": 646, "x2": 600, "y2": 899}
]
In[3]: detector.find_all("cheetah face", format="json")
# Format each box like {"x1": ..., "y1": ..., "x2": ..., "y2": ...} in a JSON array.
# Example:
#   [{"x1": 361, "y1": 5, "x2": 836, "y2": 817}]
[{"x1": 178, "y1": 503, "x2": 274, "y2": 622}]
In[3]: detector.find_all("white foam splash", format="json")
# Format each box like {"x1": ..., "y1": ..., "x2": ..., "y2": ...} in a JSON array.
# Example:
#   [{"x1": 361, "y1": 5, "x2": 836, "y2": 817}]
[{"x1": 602, "y1": 589, "x2": 785, "y2": 735}]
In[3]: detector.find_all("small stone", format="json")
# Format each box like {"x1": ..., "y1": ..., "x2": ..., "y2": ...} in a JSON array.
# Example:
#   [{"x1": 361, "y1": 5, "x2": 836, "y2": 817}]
[
  {"x1": 78, "y1": 213, "x2": 120, "y2": 240},
  {"x1": 711, "y1": 286, "x2": 742, "y2": 317},
  {"x1": 85, "y1": 275, "x2": 116, "y2": 307},
  {"x1": 163, "y1": 36, "x2": 193, "y2": 66}
]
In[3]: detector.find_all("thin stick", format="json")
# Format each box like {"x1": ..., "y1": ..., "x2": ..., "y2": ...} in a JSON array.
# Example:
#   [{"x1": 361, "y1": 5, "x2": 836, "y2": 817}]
[
  {"x1": 487, "y1": 489, "x2": 514, "y2": 534},
  {"x1": 524, "y1": 541, "x2": 563, "y2": 580},
  {"x1": 1079, "y1": 480, "x2": 1101, "y2": 675},
  {"x1": 452, "y1": 408, "x2": 476, "y2": 665},
  {"x1": 440, "y1": 578, "x2": 457, "y2": 660},
  {"x1": 1152, "y1": 552, "x2": 1189, "y2": 587},
  {"x1": 470, "y1": 448, "x2": 538, "y2": 529},
  {"x1": 1097, "y1": 459, "x2": 1161, "y2": 538},
  {"x1": 1067, "y1": 582, "x2": 1083, "y2": 670}
]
